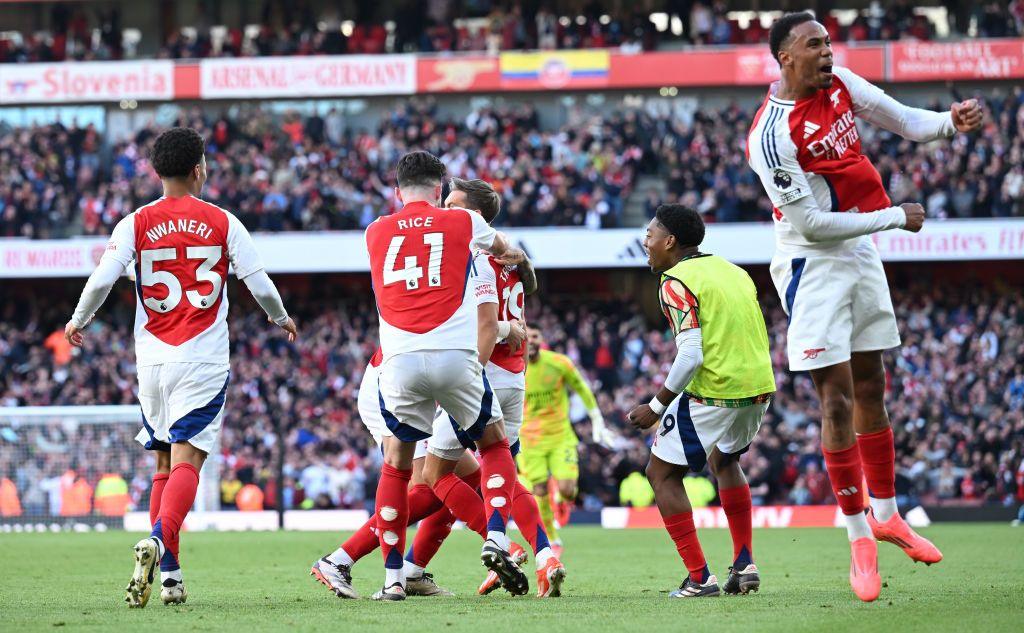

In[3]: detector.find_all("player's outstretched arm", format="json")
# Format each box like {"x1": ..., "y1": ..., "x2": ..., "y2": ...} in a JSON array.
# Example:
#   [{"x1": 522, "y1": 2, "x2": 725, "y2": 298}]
[
  {"x1": 837, "y1": 66, "x2": 981, "y2": 141},
  {"x1": 66, "y1": 215, "x2": 136, "y2": 348},
  {"x1": 562, "y1": 357, "x2": 615, "y2": 447},
  {"x1": 477, "y1": 302, "x2": 500, "y2": 366}
]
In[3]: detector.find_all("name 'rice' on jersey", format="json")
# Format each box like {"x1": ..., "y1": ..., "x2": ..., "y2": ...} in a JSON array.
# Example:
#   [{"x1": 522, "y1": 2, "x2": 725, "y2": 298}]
[
  {"x1": 746, "y1": 66, "x2": 893, "y2": 253},
  {"x1": 365, "y1": 201, "x2": 497, "y2": 361}
]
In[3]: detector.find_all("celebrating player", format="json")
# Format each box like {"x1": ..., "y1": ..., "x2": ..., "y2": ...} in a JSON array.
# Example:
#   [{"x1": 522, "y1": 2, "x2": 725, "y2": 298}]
[
  {"x1": 424, "y1": 177, "x2": 566, "y2": 597},
  {"x1": 519, "y1": 325, "x2": 614, "y2": 553},
  {"x1": 628, "y1": 205, "x2": 776, "y2": 598},
  {"x1": 746, "y1": 12, "x2": 983, "y2": 601},
  {"x1": 364, "y1": 151, "x2": 528, "y2": 601},
  {"x1": 64, "y1": 127, "x2": 297, "y2": 608}
]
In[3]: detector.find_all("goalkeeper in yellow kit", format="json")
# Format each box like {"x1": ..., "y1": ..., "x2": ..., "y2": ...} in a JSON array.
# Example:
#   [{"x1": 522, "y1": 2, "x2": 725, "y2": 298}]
[{"x1": 520, "y1": 326, "x2": 615, "y2": 551}]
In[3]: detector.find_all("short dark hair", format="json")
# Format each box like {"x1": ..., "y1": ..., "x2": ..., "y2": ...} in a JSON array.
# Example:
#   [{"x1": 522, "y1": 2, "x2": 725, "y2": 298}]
[
  {"x1": 769, "y1": 11, "x2": 816, "y2": 63},
  {"x1": 396, "y1": 151, "x2": 446, "y2": 189},
  {"x1": 655, "y1": 204, "x2": 705, "y2": 248},
  {"x1": 151, "y1": 127, "x2": 205, "y2": 179},
  {"x1": 450, "y1": 177, "x2": 501, "y2": 223}
]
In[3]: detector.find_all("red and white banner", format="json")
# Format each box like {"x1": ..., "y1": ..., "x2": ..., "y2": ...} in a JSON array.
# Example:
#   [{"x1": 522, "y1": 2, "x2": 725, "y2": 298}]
[
  {"x1": 0, "y1": 61, "x2": 174, "y2": 104},
  {"x1": 199, "y1": 54, "x2": 416, "y2": 99},
  {"x1": 602, "y1": 505, "x2": 844, "y2": 529},
  {"x1": 889, "y1": 39, "x2": 1024, "y2": 82}
]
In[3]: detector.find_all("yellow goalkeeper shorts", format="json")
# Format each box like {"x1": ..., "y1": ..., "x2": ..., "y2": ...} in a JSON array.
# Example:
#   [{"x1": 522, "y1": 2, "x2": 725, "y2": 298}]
[{"x1": 517, "y1": 438, "x2": 579, "y2": 488}]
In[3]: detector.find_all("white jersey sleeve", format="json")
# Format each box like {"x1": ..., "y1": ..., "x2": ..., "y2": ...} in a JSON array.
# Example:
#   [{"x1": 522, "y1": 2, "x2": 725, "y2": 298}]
[
  {"x1": 834, "y1": 66, "x2": 955, "y2": 142},
  {"x1": 748, "y1": 121, "x2": 813, "y2": 208},
  {"x1": 473, "y1": 252, "x2": 499, "y2": 305},
  {"x1": 225, "y1": 212, "x2": 264, "y2": 280},
  {"x1": 70, "y1": 214, "x2": 137, "y2": 328},
  {"x1": 468, "y1": 210, "x2": 498, "y2": 251}
]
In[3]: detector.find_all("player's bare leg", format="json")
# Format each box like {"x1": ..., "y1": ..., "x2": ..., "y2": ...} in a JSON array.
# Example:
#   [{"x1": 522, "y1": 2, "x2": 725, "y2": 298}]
[
  {"x1": 811, "y1": 363, "x2": 881, "y2": 602},
  {"x1": 851, "y1": 351, "x2": 941, "y2": 564},
  {"x1": 708, "y1": 448, "x2": 758, "y2": 594},
  {"x1": 646, "y1": 454, "x2": 718, "y2": 598}
]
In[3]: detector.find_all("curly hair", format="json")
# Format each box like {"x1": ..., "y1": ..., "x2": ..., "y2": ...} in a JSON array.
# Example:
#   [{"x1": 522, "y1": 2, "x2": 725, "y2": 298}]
[
  {"x1": 655, "y1": 204, "x2": 705, "y2": 248},
  {"x1": 396, "y1": 151, "x2": 446, "y2": 189},
  {"x1": 150, "y1": 127, "x2": 205, "y2": 179}
]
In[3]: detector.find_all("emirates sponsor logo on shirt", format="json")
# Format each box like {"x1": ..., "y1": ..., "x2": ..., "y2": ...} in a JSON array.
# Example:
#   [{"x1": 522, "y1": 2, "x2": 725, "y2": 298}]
[{"x1": 806, "y1": 110, "x2": 858, "y2": 159}]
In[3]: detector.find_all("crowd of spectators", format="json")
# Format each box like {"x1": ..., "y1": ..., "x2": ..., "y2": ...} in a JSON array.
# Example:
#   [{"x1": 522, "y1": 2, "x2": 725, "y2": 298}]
[
  {"x1": 4, "y1": 1, "x2": 1024, "y2": 64},
  {"x1": 1, "y1": 270, "x2": 1022, "y2": 518},
  {"x1": 2, "y1": 84, "x2": 1023, "y2": 241}
]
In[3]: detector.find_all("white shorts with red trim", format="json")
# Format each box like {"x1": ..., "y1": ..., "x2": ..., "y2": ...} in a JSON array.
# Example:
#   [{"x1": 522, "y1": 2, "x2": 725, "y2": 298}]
[{"x1": 770, "y1": 240, "x2": 900, "y2": 371}]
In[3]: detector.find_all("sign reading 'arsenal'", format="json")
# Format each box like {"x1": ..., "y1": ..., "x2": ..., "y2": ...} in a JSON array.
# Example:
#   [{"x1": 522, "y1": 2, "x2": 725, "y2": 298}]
[
  {"x1": 0, "y1": 61, "x2": 173, "y2": 104},
  {"x1": 199, "y1": 55, "x2": 417, "y2": 98}
]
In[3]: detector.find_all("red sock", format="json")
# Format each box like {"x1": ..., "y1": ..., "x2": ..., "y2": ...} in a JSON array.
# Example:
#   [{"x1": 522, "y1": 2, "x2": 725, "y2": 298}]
[
  {"x1": 822, "y1": 444, "x2": 867, "y2": 515},
  {"x1": 857, "y1": 428, "x2": 896, "y2": 499},
  {"x1": 511, "y1": 480, "x2": 551, "y2": 554},
  {"x1": 408, "y1": 484, "x2": 444, "y2": 522},
  {"x1": 408, "y1": 470, "x2": 479, "y2": 567},
  {"x1": 151, "y1": 462, "x2": 199, "y2": 571},
  {"x1": 340, "y1": 517, "x2": 380, "y2": 563},
  {"x1": 460, "y1": 468, "x2": 481, "y2": 492},
  {"x1": 407, "y1": 505, "x2": 455, "y2": 568},
  {"x1": 477, "y1": 438, "x2": 517, "y2": 534},
  {"x1": 375, "y1": 464, "x2": 412, "y2": 574},
  {"x1": 719, "y1": 484, "x2": 753, "y2": 567},
  {"x1": 432, "y1": 472, "x2": 486, "y2": 536},
  {"x1": 663, "y1": 512, "x2": 709, "y2": 582},
  {"x1": 149, "y1": 473, "x2": 168, "y2": 527}
]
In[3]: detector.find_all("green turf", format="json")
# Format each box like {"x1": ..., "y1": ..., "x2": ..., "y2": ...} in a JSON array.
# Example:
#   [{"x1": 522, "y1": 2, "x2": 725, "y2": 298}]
[{"x1": 1, "y1": 525, "x2": 1021, "y2": 632}]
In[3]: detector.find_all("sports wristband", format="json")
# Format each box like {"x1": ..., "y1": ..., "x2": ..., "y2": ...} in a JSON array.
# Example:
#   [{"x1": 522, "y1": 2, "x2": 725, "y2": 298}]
[
  {"x1": 496, "y1": 321, "x2": 511, "y2": 339},
  {"x1": 648, "y1": 397, "x2": 666, "y2": 415}
]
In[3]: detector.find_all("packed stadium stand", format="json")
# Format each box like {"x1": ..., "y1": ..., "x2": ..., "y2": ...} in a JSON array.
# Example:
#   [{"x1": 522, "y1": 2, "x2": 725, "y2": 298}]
[
  {"x1": 2, "y1": 85, "x2": 1022, "y2": 240},
  {"x1": 1, "y1": 1, "x2": 1023, "y2": 531},
  {"x1": 2, "y1": 266, "x2": 1022, "y2": 515}
]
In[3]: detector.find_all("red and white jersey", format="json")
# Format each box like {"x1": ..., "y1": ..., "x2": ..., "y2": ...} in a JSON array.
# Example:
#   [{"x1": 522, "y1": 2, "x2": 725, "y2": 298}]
[
  {"x1": 473, "y1": 251, "x2": 526, "y2": 390},
  {"x1": 366, "y1": 201, "x2": 497, "y2": 361},
  {"x1": 369, "y1": 347, "x2": 383, "y2": 368},
  {"x1": 747, "y1": 66, "x2": 897, "y2": 254},
  {"x1": 101, "y1": 196, "x2": 264, "y2": 367}
]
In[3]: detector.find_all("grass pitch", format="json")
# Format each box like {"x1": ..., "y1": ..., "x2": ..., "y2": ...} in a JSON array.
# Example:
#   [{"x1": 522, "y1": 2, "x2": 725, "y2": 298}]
[{"x1": 1, "y1": 524, "x2": 1021, "y2": 632}]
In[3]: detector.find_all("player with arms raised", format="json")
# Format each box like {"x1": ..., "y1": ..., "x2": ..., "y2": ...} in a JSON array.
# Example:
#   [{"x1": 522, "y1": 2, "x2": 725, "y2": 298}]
[
  {"x1": 64, "y1": 128, "x2": 296, "y2": 608},
  {"x1": 364, "y1": 151, "x2": 529, "y2": 601},
  {"x1": 746, "y1": 12, "x2": 982, "y2": 601},
  {"x1": 628, "y1": 205, "x2": 775, "y2": 598}
]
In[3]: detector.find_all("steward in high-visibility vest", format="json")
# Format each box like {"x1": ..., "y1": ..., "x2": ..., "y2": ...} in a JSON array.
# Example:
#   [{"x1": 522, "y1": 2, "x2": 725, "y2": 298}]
[{"x1": 94, "y1": 473, "x2": 131, "y2": 516}]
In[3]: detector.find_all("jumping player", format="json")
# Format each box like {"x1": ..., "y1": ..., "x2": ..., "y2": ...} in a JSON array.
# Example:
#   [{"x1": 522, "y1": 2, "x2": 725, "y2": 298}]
[
  {"x1": 628, "y1": 205, "x2": 775, "y2": 598},
  {"x1": 64, "y1": 127, "x2": 296, "y2": 608},
  {"x1": 364, "y1": 151, "x2": 528, "y2": 601},
  {"x1": 746, "y1": 12, "x2": 982, "y2": 601}
]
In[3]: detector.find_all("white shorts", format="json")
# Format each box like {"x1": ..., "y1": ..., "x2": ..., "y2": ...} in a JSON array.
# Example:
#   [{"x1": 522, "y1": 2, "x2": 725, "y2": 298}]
[
  {"x1": 358, "y1": 362, "x2": 429, "y2": 459},
  {"x1": 770, "y1": 240, "x2": 900, "y2": 371},
  {"x1": 135, "y1": 363, "x2": 230, "y2": 454},
  {"x1": 378, "y1": 350, "x2": 502, "y2": 443},
  {"x1": 651, "y1": 395, "x2": 768, "y2": 470},
  {"x1": 429, "y1": 387, "x2": 524, "y2": 461}
]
